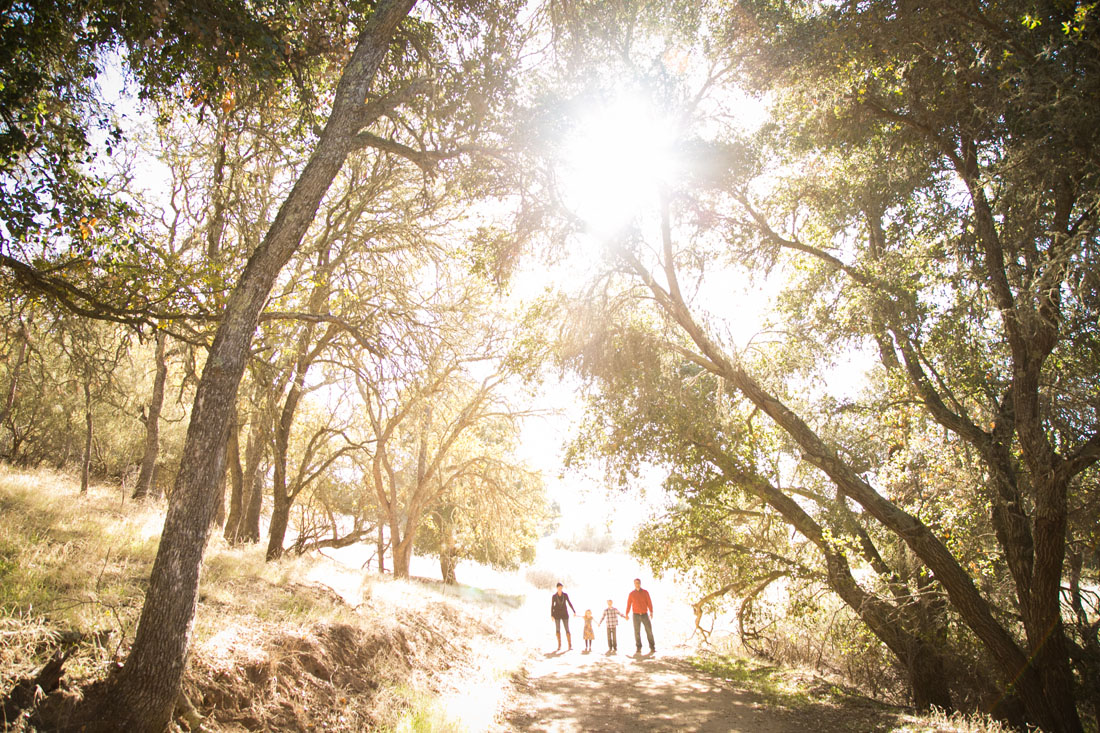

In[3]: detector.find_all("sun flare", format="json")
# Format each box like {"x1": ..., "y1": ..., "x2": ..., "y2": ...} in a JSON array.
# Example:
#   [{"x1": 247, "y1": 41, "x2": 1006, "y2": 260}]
[{"x1": 559, "y1": 94, "x2": 680, "y2": 236}]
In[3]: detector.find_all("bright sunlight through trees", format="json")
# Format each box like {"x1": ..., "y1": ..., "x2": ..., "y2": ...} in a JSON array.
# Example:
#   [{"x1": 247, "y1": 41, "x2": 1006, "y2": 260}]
[{"x1": 558, "y1": 93, "x2": 680, "y2": 236}]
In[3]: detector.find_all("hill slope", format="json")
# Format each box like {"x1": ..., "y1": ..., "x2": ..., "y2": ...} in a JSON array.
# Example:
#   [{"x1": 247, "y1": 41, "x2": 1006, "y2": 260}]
[{"x1": 0, "y1": 468, "x2": 518, "y2": 731}]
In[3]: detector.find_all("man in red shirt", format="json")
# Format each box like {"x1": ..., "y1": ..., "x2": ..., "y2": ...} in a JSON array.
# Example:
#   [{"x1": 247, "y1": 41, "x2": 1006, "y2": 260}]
[{"x1": 625, "y1": 577, "x2": 655, "y2": 654}]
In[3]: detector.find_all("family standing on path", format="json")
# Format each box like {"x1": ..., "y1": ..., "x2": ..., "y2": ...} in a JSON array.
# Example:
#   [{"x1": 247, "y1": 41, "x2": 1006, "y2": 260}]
[{"x1": 550, "y1": 578, "x2": 655, "y2": 655}]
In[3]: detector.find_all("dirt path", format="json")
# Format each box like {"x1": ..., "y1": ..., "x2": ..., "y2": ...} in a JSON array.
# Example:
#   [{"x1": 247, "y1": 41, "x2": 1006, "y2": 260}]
[{"x1": 503, "y1": 643, "x2": 910, "y2": 732}]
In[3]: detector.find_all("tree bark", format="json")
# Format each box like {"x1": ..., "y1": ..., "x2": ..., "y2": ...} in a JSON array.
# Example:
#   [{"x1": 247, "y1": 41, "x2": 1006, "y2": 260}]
[
  {"x1": 266, "y1": 259, "x2": 331, "y2": 561},
  {"x1": 439, "y1": 550, "x2": 456, "y2": 585},
  {"x1": 266, "y1": 489, "x2": 291, "y2": 561},
  {"x1": 0, "y1": 319, "x2": 29, "y2": 433},
  {"x1": 99, "y1": 4, "x2": 417, "y2": 729},
  {"x1": 80, "y1": 377, "x2": 92, "y2": 494},
  {"x1": 376, "y1": 521, "x2": 386, "y2": 573},
  {"x1": 213, "y1": 466, "x2": 226, "y2": 528},
  {"x1": 391, "y1": 518, "x2": 417, "y2": 578},
  {"x1": 133, "y1": 331, "x2": 167, "y2": 500},
  {"x1": 392, "y1": 540, "x2": 413, "y2": 578},
  {"x1": 222, "y1": 409, "x2": 244, "y2": 541},
  {"x1": 241, "y1": 465, "x2": 264, "y2": 543}
]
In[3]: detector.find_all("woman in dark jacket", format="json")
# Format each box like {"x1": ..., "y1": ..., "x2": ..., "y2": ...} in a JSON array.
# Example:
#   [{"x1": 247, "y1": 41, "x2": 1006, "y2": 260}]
[{"x1": 550, "y1": 582, "x2": 576, "y2": 651}]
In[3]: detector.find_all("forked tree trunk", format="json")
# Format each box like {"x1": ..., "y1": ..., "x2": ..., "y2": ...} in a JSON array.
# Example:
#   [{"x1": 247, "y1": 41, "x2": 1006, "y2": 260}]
[
  {"x1": 98, "y1": 5, "x2": 416, "y2": 729},
  {"x1": 133, "y1": 331, "x2": 167, "y2": 500}
]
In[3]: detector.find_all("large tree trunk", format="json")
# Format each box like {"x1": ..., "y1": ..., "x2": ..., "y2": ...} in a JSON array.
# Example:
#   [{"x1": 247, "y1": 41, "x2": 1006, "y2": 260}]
[
  {"x1": 918, "y1": 163, "x2": 1083, "y2": 731},
  {"x1": 133, "y1": 331, "x2": 167, "y2": 500},
  {"x1": 98, "y1": 5, "x2": 416, "y2": 729}
]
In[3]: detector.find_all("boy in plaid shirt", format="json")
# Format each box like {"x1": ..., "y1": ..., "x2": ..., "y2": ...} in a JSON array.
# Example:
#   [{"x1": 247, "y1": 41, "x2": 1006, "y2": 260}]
[{"x1": 598, "y1": 599, "x2": 627, "y2": 652}]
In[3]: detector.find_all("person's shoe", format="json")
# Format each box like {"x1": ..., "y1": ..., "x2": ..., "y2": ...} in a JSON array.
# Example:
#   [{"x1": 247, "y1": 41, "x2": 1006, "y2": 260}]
[{"x1": 555, "y1": 631, "x2": 561, "y2": 652}]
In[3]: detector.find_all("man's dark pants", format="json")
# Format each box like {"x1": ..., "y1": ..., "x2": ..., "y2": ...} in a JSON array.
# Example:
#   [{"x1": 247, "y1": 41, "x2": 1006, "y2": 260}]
[{"x1": 633, "y1": 613, "x2": 654, "y2": 651}]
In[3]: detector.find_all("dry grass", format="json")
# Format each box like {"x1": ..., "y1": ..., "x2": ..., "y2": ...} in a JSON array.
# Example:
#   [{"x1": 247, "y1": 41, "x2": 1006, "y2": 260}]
[
  {"x1": 690, "y1": 650, "x2": 1022, "y2": 733},
  {"x1": 0, "y1": 467, "x2": 158, "y2": 696},
  {"x1": 890, "y1": 708, "x2": 1017, "y2": 733},
  {"x1": 0, "y1": 467, "x2": 523, "y2": 731}
]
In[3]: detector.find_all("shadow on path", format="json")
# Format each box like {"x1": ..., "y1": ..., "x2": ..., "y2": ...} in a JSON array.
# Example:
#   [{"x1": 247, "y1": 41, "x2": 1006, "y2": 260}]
[{"x1": 505, "y1": 650, "x2": 908, "y2": 732}]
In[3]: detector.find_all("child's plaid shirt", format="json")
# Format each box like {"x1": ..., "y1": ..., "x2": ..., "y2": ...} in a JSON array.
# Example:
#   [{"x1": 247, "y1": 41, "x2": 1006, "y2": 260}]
[{"x1": 601, "y1": 607, "x2": 621, "y2": 629}]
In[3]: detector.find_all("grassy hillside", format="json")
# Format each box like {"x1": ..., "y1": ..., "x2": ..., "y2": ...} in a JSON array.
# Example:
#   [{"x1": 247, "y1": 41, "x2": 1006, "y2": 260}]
[{"x1": 0, "y1": 467, "x2": 519, "y2": 732}]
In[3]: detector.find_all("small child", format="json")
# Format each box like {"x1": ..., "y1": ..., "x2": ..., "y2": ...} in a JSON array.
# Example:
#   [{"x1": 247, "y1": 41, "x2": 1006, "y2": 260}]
[
  {"x1": 598, "y1": 599, "x2": 627, "y2": 653},
  {"x1": 582, "y1": 609, "x2": 595, "y2": 651}
]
